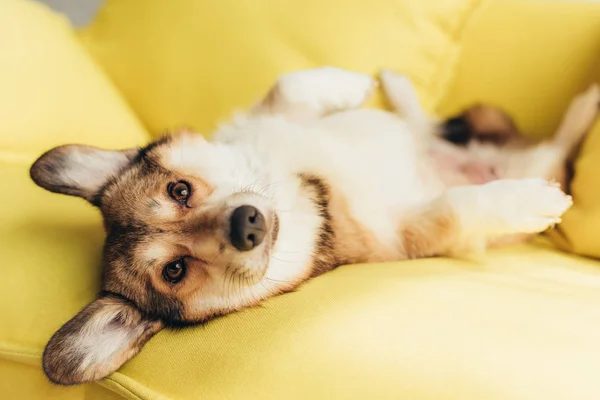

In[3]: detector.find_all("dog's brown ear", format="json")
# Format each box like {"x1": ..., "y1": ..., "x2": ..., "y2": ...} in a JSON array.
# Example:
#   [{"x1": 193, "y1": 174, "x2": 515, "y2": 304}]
[
  {"x1": 30, "y1": 145, "x2": 137, "y2": 205},
  {"x1": 43, "y1": 295, "x2": 163, "y2": 385},
  {"x1": 441, "y1": 105, "x2": 520, "y2": 146}
]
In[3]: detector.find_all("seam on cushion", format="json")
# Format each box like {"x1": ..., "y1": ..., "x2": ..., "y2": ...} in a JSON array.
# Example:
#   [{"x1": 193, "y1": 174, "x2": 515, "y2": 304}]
[
  {"x1": 96, "y1": 379, "x2": 144, "y2": 400},
  {"x1": 0, "y1": 344, "x2": 42, "y2": 366},
  {"x1": 428, "y1": 0, "x2": 490, "y2": 113},
  {"x1": 0, "y1": 345, "x2": 165, "y2": 400},
  {"x1": 100, "y1": 374, "x2": 171, "y2": 400},
  {"x1": 0, "y1": 150, "x2": 41, "y2": 166}
]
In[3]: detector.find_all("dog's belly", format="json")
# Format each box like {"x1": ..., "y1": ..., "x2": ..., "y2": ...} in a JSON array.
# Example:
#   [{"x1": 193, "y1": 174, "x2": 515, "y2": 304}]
[
  {"x1": 307, "y1": 109, "x2": 444, "y2": 248},
  {"x1": 427, "y1": 141, "x2": 499, "y2": 186}
]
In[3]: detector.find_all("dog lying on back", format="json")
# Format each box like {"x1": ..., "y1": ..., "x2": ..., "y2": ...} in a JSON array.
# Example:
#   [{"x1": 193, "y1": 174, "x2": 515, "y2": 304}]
[{"x1": 30, "y1": 68, "x2": 599, "y2": 385}]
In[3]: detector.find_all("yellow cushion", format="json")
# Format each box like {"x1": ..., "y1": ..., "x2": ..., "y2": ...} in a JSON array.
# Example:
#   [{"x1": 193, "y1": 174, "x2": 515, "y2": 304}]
[
  {"x1": 435, "y1": 0, "x2": 600, "y2": 258},
  {"x1": 0, "y1": 359, "x2": 83, "y2": 400},
  {"x1": 80, "y1": 0, "x2": 483, "y2": 136},
  {"x1": 0, "y1": 0, "x2": 148, "y2": 397},
  {"x1": 0, "y1": 162, "x2": 104, "y2": 351},
  {"x1": 106, "y1": 243, "x2": 600, "y2": 400},
  {"x1": 552, "y1": 117, "x2": 600, "y2": 258},
  {"x1": 437, "y1": 0, "x2": 600, "y2": 140},
  {"x1": 0, "y1": 0, "x2": 148, "y2": 162},
  {"x1": 549, "y1": 62, "x2": 600, "y2": 258}
]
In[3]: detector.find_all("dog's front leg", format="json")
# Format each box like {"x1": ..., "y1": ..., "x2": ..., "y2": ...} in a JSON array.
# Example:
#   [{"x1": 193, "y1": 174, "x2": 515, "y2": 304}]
[
  {"x1": 379, "y1": 69, "x2": 436, "y2": 137},
  {"x1": 251, "y1": 67, "x2": 377, "y2": 122},
  {"x1": 399, "y1": 179, "x2": 572, "y2": 258}
]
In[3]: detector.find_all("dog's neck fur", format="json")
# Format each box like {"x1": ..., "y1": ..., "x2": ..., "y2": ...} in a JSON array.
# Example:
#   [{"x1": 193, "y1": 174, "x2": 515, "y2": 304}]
[{"x1": 298, "y1": 173, "x2": 401, "y2": 277}]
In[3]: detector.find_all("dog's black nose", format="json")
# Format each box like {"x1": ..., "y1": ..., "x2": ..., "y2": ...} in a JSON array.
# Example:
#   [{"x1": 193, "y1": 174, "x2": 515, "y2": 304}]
[{"x1": 229, "y1": 205, "x2": 266, "y2": 251}]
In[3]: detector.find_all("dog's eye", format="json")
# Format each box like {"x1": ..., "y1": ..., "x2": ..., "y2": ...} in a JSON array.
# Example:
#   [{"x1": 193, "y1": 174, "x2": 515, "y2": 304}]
[
  {"x1": 163, "y1": 259, "x2": 186, "y2": 283},
  {"x1": 168, "y1": 181, "x2": 191, "y2": 204}
]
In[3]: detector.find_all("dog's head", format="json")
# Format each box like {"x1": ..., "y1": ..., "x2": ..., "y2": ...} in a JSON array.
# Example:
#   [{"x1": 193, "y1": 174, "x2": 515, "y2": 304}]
[{"x1": 30, "y1": 132, "x2": 291, "y2": 385}]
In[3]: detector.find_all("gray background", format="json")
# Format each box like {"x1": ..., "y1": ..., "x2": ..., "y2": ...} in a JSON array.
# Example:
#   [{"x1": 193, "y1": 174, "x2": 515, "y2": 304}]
[{"x1": 33, "y1": 0, "x2": 103, "y2": 26}]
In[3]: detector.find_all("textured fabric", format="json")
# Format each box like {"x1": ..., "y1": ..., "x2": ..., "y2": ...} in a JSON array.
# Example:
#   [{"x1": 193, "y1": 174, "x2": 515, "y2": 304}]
[
  {"x1": 4, "y1": 0, "x2": 600, "y2": 399},
  {"x1": 0, "y1": 0, "x2": 148, "y2": 162},
  {"x1": 0, "y1": 359, "x2": 83, "y2": 400},
  {"x1": 0, "y1": 0, "x2": 148, "y2": 398},
  {"x1": 0, "y1": 162, "x2": 104, "y2": 350},
  {"x1": 80, "y1": 0, "x2": 482, "y2": 136},
  {"x1": 437, "y1": 0, "x2": 600, "y2": 139},
  {"x1": 107, "y1": 242, "x2": 600, "y2": 400}
]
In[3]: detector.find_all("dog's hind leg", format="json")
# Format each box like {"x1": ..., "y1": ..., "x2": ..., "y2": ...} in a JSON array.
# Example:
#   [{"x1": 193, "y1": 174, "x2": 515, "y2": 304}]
[
  {"x1": 504, "y1": 84, "x2": 600, "y2": 186},
  {"x1": 398, "y1": 179, "x2": 572, "y2": 258},
  {"x1": 551, "y1": 83, "x2": 600, "y2": 154},
  {"x1": 251, "y1": 67, "x2": 377, "y2": 123}
]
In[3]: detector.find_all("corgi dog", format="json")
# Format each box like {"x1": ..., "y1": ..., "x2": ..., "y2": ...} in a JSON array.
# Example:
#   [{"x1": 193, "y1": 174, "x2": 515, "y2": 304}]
[{"x1": 30, "y1": 67, "x2": 598, "y2": 385}]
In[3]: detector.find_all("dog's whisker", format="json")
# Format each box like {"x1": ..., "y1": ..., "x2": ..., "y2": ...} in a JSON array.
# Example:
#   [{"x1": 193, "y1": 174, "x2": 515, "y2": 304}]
[
  {"x1": 236, "y1": 273, "x2": 245, "y2": 307},
  {"x1": 221, "y1": 263, "x2": 232, "y2": 294},
  {"x1": 245, "y1": 274, "x2": 260, "y2": 305},
  {"x1": 271, "y1": 255, "x2": 302, "y2": 264},
  {"x1": 256, "y1": 180, "x2": 290, "y2": 196},
  {"x1": 259, "y1": 280, "x2": 279, "y2": 298},
  {"x1": 227, "y1": 267, "x2": 237, "y2": 301},
  {"x1": 264, "y1": 277, "x2": 296, "y2": 284}
]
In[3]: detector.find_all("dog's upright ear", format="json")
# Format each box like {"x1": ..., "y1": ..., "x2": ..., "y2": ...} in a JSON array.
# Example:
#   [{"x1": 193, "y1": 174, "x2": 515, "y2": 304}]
[
  {"x1": 43, "y1": 295, "x2": 163, "y2": 385},
  {"x1": 30, "y1": 145, "x2": 137, "y2": 205}
]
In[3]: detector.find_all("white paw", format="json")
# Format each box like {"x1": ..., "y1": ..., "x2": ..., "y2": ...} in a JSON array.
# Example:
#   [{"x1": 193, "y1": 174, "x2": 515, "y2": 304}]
[
  {"x1": 450, "y1": 178, "x2": 573, "y2": 237},
  {"x1": 277, "y1": 67, "x2": 376, "y2": 112}
]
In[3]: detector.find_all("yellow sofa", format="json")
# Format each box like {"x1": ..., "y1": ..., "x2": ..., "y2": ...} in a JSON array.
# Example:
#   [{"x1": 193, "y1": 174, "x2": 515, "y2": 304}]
[{"x1": 2, "y1": 0, "x2": 600, "y2": 398}]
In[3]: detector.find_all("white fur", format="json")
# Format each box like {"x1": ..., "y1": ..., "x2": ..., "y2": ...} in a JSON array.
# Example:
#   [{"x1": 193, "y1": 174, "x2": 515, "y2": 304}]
[{"x1": 277, "y1": 67, "x2": 376, "y2": 113}]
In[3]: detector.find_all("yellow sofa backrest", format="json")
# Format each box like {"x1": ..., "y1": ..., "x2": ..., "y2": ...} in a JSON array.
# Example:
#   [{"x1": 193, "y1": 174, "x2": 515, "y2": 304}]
[
  {"x1": 81, "y1": 0, "x2": 600, "y2": 139},
  {"x1": 80, "y1": 0, "x2": 600, "y2": 258},
  {"x1": 81, "y1": 0, "x2": 483, "y2": 135}
]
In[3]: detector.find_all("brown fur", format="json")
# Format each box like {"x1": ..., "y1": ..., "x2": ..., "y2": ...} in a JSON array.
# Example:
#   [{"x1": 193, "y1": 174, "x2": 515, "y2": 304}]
[
  {"x1": 300, "y1": 173, "x2": 399, "y2": 277},
  {"x1": 399, "y1": 200, "x2": 458, "y2": 259},
  {"x1": 463, "y1": 105, "x2": 523, "y2": 146}
]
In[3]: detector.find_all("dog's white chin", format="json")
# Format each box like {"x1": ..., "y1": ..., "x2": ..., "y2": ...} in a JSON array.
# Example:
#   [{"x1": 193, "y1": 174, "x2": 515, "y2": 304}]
[{"x1": 235, "y1": 246, "x2": 272, "y2": 286}]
